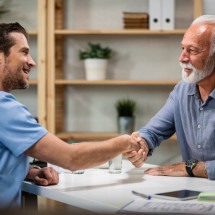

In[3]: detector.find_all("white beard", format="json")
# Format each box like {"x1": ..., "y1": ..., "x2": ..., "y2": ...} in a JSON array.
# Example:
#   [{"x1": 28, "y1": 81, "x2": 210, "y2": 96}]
[{"x1": 180, "y1": 60, "x2": 214, "y2": 84}]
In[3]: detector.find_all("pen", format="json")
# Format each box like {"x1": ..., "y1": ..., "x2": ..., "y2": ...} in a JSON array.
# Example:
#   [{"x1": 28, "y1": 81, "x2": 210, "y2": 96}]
[{"x1": 132, "y1": 190, "x2": 151, "y2": 200}]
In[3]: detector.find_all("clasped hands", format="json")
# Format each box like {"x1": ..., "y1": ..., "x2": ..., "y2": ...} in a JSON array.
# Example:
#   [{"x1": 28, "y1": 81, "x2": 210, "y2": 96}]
[
  {"x1": 123, "y1": 131, "x2": 149, "y2": 168},
  {"x1": 125, "y1": 132, "x2": 188, "y2": 177}
]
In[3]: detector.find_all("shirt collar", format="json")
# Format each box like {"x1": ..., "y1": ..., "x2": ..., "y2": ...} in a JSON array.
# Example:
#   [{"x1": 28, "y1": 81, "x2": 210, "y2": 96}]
[
  {"x1": 187, "y1": 83, "x2": 197, "y2": 96},
  {"x1": 187, "y1": 83, "x2": 215, "y2": 99},
  {"x1": 210, "y1": 89, "x2": 215, "y2": 99}
]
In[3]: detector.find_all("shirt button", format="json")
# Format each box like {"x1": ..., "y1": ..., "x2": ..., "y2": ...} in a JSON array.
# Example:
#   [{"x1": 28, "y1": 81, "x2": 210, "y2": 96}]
[
  {"x1": 197, "y1": 124, "x2": 201, "y2": 129},
  {"x1": 200, "y1": 107, "x2": 203, "y2": 111},
  {"x1": 197, "y1": 144, "x2": 201, "y2": 149}
]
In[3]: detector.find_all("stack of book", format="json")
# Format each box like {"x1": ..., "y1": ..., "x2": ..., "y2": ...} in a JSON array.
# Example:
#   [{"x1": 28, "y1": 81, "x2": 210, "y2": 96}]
[{"x1": 123, "y1": 12, "x2": 149, "y2": 29}]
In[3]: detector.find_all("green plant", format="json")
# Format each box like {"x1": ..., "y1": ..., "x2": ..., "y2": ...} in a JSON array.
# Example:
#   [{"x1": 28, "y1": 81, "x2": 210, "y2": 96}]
[
  {"x1": 79, "y1": 42, "x2": 112, "y2": 60},
  {"x1": 115, "y1": 98, "x2": 136, "y2": 117}
]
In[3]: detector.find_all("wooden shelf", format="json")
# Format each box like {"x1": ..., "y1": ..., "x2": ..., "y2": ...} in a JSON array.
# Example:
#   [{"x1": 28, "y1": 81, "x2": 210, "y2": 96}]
[
  {"x1": 28, "y1": 31, "x2": 37, "y2": 36},
  {"x1": 55, "y1": 29, "x2": 186, "y2": 36},
  {"x1": 29, "y1": 80, "x2": 38, "y2": 85},
  {"x1": 55, "y1": 79, "x2": 179, "y2": 86},
  {"x1": 57, "y1": 131, "x2": 177, "y2": 142}
]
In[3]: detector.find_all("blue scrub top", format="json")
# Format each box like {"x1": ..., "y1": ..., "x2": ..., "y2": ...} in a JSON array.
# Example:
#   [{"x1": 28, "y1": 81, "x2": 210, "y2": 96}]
[{"x1": 0, "y1": 91, "x2": 48, "y2": 208}]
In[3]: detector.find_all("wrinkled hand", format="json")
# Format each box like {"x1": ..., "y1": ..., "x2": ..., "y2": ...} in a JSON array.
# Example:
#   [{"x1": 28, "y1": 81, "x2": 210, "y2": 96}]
[
  {"x1": 144, "y1": 162, "x2": 187, "y2": 177},
  {"x1": 31, "y1": 167, "x2": 59, "y2": 186},
  {"x1": 123, "y1": 132, "x2": 149, "y2": 168}
]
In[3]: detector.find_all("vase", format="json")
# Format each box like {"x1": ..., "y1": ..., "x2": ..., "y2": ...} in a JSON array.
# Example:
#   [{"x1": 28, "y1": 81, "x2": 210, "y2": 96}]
[
  {"x1": 118, "y1": 116, "x2": 135, "y2": 134},
  {"x1": 84, "y1": 59, "x2": 108, "y2": 80}
]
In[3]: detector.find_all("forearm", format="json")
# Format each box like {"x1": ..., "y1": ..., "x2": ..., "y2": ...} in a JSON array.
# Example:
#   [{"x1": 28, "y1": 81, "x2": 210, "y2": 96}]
[
  {"x1": 25, "y1": 133, "x2": 138, "y2": 171},
  {"x1": 68, "y1": 135, "x2": 137, "y2": 170}
]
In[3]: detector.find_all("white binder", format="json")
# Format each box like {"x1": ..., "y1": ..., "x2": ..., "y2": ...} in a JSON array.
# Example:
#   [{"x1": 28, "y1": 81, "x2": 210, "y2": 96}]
[
  {"x1": 149, "y1": 0, "x2": 162, "y2": 30},
  {"x1": 161, "y1": 0, "x2": 175, "y2": 30}
]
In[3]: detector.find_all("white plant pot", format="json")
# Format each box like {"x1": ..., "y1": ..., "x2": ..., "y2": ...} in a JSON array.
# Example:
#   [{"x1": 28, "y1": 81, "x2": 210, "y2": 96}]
[{"x1": 84, "y1": 59, "x2": 108, "y2": 80}]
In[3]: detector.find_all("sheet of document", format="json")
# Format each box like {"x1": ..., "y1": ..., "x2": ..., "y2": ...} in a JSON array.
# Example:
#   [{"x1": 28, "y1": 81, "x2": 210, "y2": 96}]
[{"x1": 118, "y1": 198, "x2": 215, "y2": 214}]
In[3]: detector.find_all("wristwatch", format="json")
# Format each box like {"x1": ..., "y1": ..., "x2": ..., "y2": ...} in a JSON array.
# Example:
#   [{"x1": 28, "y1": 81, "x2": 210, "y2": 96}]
[{"x1": 185, "y1": 159, "x2": 198, "y2": 177}]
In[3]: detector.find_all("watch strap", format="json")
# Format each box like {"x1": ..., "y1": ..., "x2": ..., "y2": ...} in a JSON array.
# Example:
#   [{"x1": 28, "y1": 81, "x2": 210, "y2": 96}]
[
  {"x1": 185, "y1": 159, "x2": 198, "y2": 177},
  {"x1": 185, "y1": 165, "x2": 195, "y2": 177}
]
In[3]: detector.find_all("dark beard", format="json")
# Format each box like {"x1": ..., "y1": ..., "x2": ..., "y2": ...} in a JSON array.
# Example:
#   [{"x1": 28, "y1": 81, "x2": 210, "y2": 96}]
[{"x1": 2, "y1": 73, "x2": 29, "y2": 92}]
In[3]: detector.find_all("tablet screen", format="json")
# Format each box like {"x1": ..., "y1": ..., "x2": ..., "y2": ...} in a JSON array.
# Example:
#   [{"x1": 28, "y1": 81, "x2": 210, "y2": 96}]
[{"x1": 155, "y1": 189, "x2": 201, "y2": 200}]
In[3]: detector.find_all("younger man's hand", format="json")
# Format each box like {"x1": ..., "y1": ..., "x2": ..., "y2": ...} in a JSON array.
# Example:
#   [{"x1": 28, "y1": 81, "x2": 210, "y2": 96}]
[{"x1": 28, "y1": 166, "x2": 59, "y2": 186}]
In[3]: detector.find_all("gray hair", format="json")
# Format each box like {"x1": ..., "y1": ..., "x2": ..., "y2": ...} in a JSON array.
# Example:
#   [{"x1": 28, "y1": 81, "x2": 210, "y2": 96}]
[
  {"x1": 192, "y1": 15, "x2": 215, "y2": 25},
  {"x1": 192, "y1": 15, "x2": 215, "y2": 57}
]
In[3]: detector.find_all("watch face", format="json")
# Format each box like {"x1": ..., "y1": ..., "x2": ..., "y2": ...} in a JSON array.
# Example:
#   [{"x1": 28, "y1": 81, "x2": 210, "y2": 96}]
[{"x1": 186, "y1": 159, "x2": 198, "y2": 168}]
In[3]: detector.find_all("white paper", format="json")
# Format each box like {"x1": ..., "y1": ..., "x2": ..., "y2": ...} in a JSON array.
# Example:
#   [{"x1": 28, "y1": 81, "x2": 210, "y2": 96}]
[{"x1": 118, "y1": 198, "x2": 215, "y2": 214}]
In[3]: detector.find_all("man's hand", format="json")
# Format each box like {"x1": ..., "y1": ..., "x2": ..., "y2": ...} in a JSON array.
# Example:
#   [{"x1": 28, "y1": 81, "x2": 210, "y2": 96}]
[
  {"x1": 144, "y1": 162, "x2": 187, "y2": 176},
  {"x1": 145, "y1": 162, "x2": 208, "y2": 178},
  {"x1": 123, "y1": 132, "x2": 149, "y2": 168},
  {"x1": 27, "y1": 166, "x2": 59, "y2": 186}
]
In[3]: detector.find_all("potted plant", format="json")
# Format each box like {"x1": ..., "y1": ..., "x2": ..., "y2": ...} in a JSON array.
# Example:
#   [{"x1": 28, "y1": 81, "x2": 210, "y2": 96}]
[
  {"x1": 79, "y1": 42, "x2": 112, "y2": 80},
  {"x1": 115, "y1": 98, "x2": 136, "y2": 134}
]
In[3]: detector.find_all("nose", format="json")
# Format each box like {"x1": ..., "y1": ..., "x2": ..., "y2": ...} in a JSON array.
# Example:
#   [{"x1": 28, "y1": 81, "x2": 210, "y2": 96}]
[
  {"x1": 28, "y1": 55, "x2": 36, "y2": 68},
  {"x1": 179, "y1": 49, "x2": 189, "y2": 64}
]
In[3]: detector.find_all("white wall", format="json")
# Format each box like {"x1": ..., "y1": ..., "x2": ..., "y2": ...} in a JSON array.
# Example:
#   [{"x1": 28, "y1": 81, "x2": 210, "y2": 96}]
[{"x1": 0, "y1": 0, "x2": 38, "y2": 116}]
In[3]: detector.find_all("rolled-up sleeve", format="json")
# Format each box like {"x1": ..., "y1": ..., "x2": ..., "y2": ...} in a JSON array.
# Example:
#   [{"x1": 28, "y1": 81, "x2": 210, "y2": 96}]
[
  {"x1": 138, "y1": 90, "x2": 176, "y2": 154},
  {"x1": 206, "y1": 161, "x2": 215, "y2": 180}
]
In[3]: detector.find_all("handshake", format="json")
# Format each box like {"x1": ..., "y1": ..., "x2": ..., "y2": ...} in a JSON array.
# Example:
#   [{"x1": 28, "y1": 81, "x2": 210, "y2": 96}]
[{"x1": 116, "y1": 132, "x2": 149, "y2": 168}]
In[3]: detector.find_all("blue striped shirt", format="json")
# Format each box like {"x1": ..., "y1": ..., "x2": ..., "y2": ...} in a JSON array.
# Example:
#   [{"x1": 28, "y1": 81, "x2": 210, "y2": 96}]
[{"x1": 139, "y1": 80, "x2": 215, "y2": 180}]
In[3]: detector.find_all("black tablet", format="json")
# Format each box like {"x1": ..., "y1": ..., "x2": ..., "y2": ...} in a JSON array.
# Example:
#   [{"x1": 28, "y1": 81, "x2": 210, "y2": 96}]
[{"x1": 153, "y1": 189, "x2": 201, "y2": 201}]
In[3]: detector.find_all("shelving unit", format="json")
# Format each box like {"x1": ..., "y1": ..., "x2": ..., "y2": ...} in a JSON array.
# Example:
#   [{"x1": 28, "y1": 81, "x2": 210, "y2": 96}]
[
  {"x1": 36, "y1": 0, "x2": 47, "y2": 127},
  {"x1": 46, "y1": 0, "x2": 202, "y2": 141}
]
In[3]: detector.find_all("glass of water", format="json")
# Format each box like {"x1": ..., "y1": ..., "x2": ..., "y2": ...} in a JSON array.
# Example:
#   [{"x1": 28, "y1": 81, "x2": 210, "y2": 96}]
[{"x1": 109, "y1": 154, "x2": 122, "y2": 173}]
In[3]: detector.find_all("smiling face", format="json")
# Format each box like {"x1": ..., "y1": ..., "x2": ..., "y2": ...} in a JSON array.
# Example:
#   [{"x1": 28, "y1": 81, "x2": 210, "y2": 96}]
[
  {"x1": 179, "y1": 23, "x2": 215, "y2": 84},
  {"x1": 0, "y1": 32, "x2": 36, "y2": 92}
]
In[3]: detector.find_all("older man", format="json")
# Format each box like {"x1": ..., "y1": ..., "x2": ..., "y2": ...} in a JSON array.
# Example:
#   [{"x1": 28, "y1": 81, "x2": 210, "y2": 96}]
[{"x1": 126, "y1": 15, "x2": 215, "y2": 180}]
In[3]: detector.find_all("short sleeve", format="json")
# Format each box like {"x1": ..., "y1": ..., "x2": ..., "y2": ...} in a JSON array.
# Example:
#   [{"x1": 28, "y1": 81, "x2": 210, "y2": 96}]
[{"x1": 0, "y1": 92, "x2": 48, "y2": 157}]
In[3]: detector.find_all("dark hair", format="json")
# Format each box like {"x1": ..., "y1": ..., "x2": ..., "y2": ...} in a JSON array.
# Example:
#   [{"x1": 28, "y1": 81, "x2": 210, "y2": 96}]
[{"x1": 0, "y1": 22, "x2": 28, "y2": 56}]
